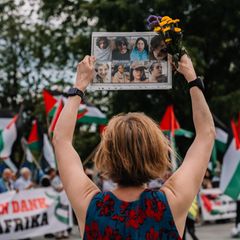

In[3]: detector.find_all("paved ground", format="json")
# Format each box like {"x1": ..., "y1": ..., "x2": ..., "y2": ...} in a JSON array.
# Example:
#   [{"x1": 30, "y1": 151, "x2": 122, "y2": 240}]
[
  {"x1": 195, "y1": 221, "x2": 236, "y2": 240},
  {"x1": 32, "y1": 221, "x2": 238, "y2": 239}
]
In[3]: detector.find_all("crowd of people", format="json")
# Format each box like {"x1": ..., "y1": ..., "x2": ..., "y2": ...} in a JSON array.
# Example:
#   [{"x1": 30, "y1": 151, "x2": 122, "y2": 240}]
[
  {"x1": 0, "y1": 167, "x2": 33, "y2": 193},
  {"x1": 0, "y1": 167, "x2": 69, "y2": 239}
]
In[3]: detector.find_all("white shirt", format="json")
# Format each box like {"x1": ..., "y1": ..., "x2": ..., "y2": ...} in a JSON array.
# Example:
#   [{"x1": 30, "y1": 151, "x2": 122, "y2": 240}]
[
  {"x1": 14, "y1": 177, "x2": 32, "y2": 190},
  {"x1": 51, "y1": 175, "x2": 63, "y2": 190}
]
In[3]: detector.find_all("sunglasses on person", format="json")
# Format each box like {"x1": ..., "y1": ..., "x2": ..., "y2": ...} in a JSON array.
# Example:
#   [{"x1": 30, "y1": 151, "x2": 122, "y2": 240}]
[{"x1": 118, "y1": 42, "x2": 127, "y2": 46}]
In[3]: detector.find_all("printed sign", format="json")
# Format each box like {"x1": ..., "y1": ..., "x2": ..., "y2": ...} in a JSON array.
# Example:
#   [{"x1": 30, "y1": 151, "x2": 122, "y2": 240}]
[
  {"x1": 89, "y1": 32, "x2": 172, "y2": 90},
  {"x1": 0, "y1": 188, "x2": 73, "y2": 240},
  {"x1": 199, "y1": 188, "x2": 236, "y2": 221}
]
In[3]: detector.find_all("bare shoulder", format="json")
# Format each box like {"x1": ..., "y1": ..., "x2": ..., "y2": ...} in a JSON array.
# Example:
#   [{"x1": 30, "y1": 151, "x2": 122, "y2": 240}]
[{"x1": 160, "y1": 184, "x2": 187, "y2": 237}]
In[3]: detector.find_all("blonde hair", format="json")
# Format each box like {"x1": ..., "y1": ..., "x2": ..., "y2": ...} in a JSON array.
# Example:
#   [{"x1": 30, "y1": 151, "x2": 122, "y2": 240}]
[{"x1": 94, "y1": 112, "x2": 172, "y2": 186}]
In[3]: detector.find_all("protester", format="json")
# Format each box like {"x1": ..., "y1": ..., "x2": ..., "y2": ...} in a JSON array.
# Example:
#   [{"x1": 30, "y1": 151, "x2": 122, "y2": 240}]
[
  {"x1": 40, "y1": 174, "x2": 51, "y2": 187},
  {"x1": 46, "y1": 168, "x2": 64, "y2": 192},
  {"x1": 130, "y1": 37, "x2": 149, "y2": 61},
  {"x1": 0, "y1": 168, "x2": 14, "y2": 193},
  {"x1": 53, "y1": 54, "x2": 215, "y2": 239},
  {"x1": 14, "y1": 167, "x2": 34, "y2": 191},
  {"x1": 183, "y1": 197, "x2": 199, "y2": 240},
  {"x1": 202, "y1": 168, "x2": 213, "y2": 189},
  {"x1": 231, "y1": 199, "x2": 240, "y2": 238}
]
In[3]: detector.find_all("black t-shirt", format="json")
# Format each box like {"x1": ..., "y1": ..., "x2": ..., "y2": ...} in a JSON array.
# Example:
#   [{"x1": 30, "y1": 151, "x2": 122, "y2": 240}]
[{"x1": 112, "y1": 49, "x2": 130, "y2": 61}]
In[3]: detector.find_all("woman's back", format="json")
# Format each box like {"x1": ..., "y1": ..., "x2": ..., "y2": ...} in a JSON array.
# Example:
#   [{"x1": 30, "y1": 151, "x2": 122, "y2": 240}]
[
  {"x1": 84, "y1": 189, "x2": 181, "y2": 240},
  {"x1": 53, "y1": 55, "x2": 215, "y2": 240}
]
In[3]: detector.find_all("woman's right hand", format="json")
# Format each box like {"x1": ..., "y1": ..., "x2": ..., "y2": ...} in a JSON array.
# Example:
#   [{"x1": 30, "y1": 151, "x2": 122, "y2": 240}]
[
  {"x1": 74, "y1": 55, "x2": 96, "y2": 91},
  {"x1": 176, "y1": 54, "x2": 197, "y2": 82}
]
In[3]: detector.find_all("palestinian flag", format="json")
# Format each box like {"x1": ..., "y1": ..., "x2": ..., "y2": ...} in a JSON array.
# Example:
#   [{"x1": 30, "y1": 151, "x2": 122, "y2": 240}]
[
  {"x1": 43, "y1": 89, "x2": 58, "y2": 118},
  {"x1": 0, "y1": 157, "x2": 17, "y2": 173},
  {"x1": 99, "y1": 124, "x2": 107, "y2": 134},
  {"x1": 21, "y1": 137, "x2": 38, "y2": 171},
  {"x1": 77, "y1": 104, "x2": 108, "y2": 125},
  {"x1": 43, "y1": 89, "x2": 88, "y2": 120},
  {"x1": 160, "y1": 105, "x2": 193, "y2": 170},
  {"x1": 43, "y1": 134, "x2": 56, "y2": 169},
  {"x1": 22, "y1": 138, "x2": 35, "y2": 163},
  {"x1": 0, "y1": 117, "x2": 12, "y2": 129},
  {"x1": 214, "y1": 114, "x2": 229, "y2": 153},
  {"x1": 200, "y1": 194, "x2": 223, "y2": 215},
  {"x1": 160, "y1": 105, "x2": 180, "y2": 135},
  {"x1": 160, "y1": 106, "x2": 178, "y2": 170},
  {"x1": 28, "y1": 119, "x2": 40, "y2": 151},
  {"x1": 220, "y1": 117, "x2": 240, "y2": 200},
  {"x1": 21, "y1": 137, "x2": 44, "y2": 183},
  {"x1": 0, "y1": 115, "x2": 18, "y2": 158},
  {"x1": 48, "y1": 98, "x2": 64, "y2": 137},
  {"x1": 231, "y1": 115, "x2": 240, "y2": 149},
  {"x1": 62, "y1": 97, "x2": 88, "y2": 119},
  {"x1": 209, "y1": 115, "x2": 229, "y2": 175},
  {"x1": 160, "y1": 105, "x2": 193, "y2": 138}
]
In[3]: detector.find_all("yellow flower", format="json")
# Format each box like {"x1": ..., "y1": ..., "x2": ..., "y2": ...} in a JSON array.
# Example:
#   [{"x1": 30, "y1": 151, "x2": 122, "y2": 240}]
[
  {"x1": 173, "y1": 19, "x2": 180, "y2": 23},
  {"x1": 165, "y1": 38, "x2": 172, "y2": 43},
  {"x1": 174, "y1": 27, "x2": 181, "y2": 32},
  {"x1": 154, "y1": 26, "x2": 161, "y2": 32},
  {"x1": 167, "y1": 20, "x2": 174, "y2": 24},
  {"x1": 162, "y1": 27, "x2": 171, "y2": 32},
  {"x1": 162, "y1": 16, "x2": 171, "y2": 21},
  {"x1": 160, "y1": 20, "x2": 168, "y2": 27}
]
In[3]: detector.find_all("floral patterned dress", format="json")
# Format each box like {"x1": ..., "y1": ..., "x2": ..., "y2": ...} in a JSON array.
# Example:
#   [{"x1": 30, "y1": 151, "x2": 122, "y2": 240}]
[{"x1": 83, "y1": 189, "x2": 181, "y2": 240}]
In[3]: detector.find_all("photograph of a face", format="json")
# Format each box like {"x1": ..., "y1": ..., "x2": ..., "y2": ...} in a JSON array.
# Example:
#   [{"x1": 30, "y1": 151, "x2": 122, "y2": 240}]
[{"x1": 90, "y1": 32, "x2": 172, "y2": 90}]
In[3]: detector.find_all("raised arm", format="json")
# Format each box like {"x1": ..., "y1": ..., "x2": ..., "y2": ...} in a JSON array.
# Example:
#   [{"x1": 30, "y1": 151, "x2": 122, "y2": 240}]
[
  {"x1": 161, "y1": 55, "x2": 215, "y2": 235},
  {"x1": 53, "y1": 56, "x2": 100, "y2": 235}
]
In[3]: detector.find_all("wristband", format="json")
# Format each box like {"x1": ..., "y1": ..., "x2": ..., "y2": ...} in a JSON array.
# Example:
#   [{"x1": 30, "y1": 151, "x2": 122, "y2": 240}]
[
  {"x1": 67, "y1": 87, "x2": 85, "y2": 99},
  {"x1": 188, "y1": 77, "x2": 205, "y2": 92}
]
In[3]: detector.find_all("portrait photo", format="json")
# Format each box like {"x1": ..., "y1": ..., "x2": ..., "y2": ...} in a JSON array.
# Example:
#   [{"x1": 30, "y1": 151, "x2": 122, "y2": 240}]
[
  {"x1": 112, "y1": 36, "x2": 131, "y2": 61},
  {"x1": 112, "y1": 63, "x2": 130, "y2": 83},
  {"x1": 149, "y1": 61, "x2": 168, "y2": 83},
  {"x1": 94, "y1": 36, "x2": 112, "y2": 61},
  {"x1": 130, "y1": 61, "x2": 149, "y2": 83},
  {"x1": 94, "y1": 62, "x2": 112, "y2": 83},
  {"x1": 130, "y1": 36, "x2": 149, "y2": 61},
  {"x1": 149, "y1": 35, "x2": 168, "y2": 61}
]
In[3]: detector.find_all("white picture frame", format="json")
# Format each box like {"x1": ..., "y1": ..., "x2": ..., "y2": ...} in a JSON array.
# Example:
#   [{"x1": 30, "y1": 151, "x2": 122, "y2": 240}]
[{"x1": 88, "y1": 32, "x2": 172, "y2": 91}]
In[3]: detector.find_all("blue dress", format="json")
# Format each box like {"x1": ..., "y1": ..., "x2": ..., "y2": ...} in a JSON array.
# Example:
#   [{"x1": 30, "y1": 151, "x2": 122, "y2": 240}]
[{"x1": 84, "y1": 189, "x2": 181, "y2": 240}]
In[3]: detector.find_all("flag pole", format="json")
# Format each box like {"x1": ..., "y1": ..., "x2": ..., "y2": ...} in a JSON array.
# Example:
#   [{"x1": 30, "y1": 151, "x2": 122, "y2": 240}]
[
  {"x1": 82, "y1": 144, "x2": 99, "y2": 167},
  {"x1": 21, "y1": 137, "x2": 41, "y2": 170}
]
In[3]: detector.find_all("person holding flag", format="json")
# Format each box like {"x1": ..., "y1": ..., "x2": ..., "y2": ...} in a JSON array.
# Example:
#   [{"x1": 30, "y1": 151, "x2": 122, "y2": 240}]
[{"x1": 53, "y1": 54, "x2": 215, "y2": 239}]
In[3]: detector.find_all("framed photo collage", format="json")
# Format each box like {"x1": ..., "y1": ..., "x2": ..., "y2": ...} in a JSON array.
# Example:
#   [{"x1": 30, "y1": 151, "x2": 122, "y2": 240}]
[{"x1": 89, "y1": 32, "x2": 172, "y2": 90}]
